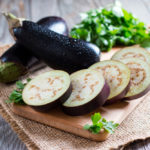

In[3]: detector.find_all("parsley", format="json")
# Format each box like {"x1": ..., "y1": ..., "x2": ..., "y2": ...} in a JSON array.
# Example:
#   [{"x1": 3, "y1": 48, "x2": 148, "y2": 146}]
[
  {"x1": 140, "y1": 38, "x2": 150, "y2": 51},
  {"x1": 70, "y1": 1, "x2": 149, "y2": 52},
  {"x1": 6, "y1": 78, "x2": 31, "y2": 104},
  {"x1": 83, "y1": 112, "x2": 119, "y2": 134}
]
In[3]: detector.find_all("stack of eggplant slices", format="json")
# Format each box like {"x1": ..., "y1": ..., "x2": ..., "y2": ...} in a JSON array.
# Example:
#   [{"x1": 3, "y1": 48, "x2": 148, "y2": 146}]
[{"x1": 2, "y1": 13, "x2": 150, "y2": 116}]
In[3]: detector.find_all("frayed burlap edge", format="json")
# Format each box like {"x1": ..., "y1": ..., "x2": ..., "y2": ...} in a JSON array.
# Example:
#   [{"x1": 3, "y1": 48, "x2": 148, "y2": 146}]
[
  {"x1": 1, "y1": 45, "x2": 150, "y2": 150},
  {"x1": 115, "y1": 138, "x2": 150, "y2": 150},
  {"x1": 0, "y1": 104, "x2": 39, "y2": 150},
  {"x1": 1, "y1": 103, "x2": 150, "y2": 150}
]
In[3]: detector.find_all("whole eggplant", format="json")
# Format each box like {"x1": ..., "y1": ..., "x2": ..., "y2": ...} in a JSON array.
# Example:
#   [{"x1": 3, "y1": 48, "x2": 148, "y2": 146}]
[
  {"x1": 0, "y1": 14, "x2": 69, "y2": 83},
  {"x1": 13, "y1": 21, "x2": 100, "y2": 73}
]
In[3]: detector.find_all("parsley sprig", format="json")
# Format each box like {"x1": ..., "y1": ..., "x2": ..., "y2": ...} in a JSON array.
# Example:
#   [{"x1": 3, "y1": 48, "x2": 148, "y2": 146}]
[
  {"x1": 70, "y1": 1, "x2": 150, "y2": 52},
  {"x1": 84, "y1": 113, "x2": 119, "y2": 134},
  {"x1": 6, "y1": 78, "x2": 31, "y2": 104}
]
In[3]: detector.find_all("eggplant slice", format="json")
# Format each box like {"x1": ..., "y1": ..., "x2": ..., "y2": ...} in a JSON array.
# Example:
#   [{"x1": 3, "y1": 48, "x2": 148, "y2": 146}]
[
  {"x1": 62, "y1": 69, "x2": 110, "y2": 116},
  {"x1": 112, "y1": 47, "x2": 150, "y2": 65},
  {"x1": 89, "y1": 60, "x2": 131, "y2": 104},
  {"x1": 22, "y1": 70, "x2": 71, "y2": 111},
  {"x1": 120, "y1": 58, "x2": 150, "y2": 100}
]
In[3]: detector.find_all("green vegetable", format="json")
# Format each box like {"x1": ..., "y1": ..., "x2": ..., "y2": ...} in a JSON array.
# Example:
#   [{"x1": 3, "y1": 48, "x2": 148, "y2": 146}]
[
  {"x1": 6, "y1": 78, "x2": 31, "y2": 104},
  {"x1": 0, "y1": 61, "x2": 26, "y2": 83},
  {"x1": 140, "y1": 38, "x2": 150, "y2": 52},
  {"x1": 83, "y1": 112, "x2": 119, "y2": 134},
  {"x1": 70, "y1": 1, "x2": 149, "y2": 52}
]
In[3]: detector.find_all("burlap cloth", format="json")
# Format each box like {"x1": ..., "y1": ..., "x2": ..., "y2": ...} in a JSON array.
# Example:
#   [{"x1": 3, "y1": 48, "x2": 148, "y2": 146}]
[{"x1": 1, "y1": 45, "x2": 150, "y2": 150}]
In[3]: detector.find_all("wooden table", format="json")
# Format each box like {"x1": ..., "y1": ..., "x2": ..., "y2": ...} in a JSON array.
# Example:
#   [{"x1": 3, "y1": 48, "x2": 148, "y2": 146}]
[{"x1": 0, "y1": 0, "x2": 150, "y2": 149}]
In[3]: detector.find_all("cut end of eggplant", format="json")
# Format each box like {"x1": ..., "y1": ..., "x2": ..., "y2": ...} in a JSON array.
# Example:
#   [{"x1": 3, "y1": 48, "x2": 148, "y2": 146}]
[
  {"x1": 89, "y1": 60, "x2": 130, "y2": 104},
  {"x1": 120, "y1": 58, "x2": 150, "y2": 99},
  {"x1": 0, "y1": 61, "x2": 26, "y2": 83},
  {"x1": 112, "y1": 47, "x2": 150, "y2": 66},
  {"x1": 22, "y1": 70, "x2": 71, "y2": 110},
  {"x1": 62, "y1": 69, "x2": 110, "y2": 116}
]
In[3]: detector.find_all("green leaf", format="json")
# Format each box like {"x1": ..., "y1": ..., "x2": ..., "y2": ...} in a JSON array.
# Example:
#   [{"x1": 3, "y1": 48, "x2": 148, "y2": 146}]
[
  {"x1": 83, "y1": 112, "x2": 119, "y2": 134},
  {"x1": 70, "y1": 1, "x2": 149, "y2": 52},
  {"x1": 6, "y1": 78, "x2": 32, "y2": 105},
  {"x1": 27, "y1": 78, "x2": 32, "y2": 82},
  {"x1": 140, "y1": 38, "x2": 150, "y2": 51},
  {"x1": 103, "y1": 121, "x2": 119, "y2": 134},
  {"x1": 16, "y1": 80, "x2": 25, "y2": 90},
  {"x1": 83, "y1": 124, "x2": 91, "y2": 130},
  {"x1": 89, "y1": 125, "x2": 101, "y2": 134},
  {"x1": 91, "y1": 113, "x2": 101, "y2": 124}
]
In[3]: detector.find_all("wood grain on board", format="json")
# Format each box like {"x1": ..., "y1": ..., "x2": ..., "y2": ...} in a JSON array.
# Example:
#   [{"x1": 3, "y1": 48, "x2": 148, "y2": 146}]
[
  {"x1": 12, "y1": 96, "x2": 145, "y2": 141},
  {"x1": 11, "y1": 47, "x2": 145, "y2": 141},
  {"x1": 1, "y1": 0, "x2": 150, "y2": 149}
]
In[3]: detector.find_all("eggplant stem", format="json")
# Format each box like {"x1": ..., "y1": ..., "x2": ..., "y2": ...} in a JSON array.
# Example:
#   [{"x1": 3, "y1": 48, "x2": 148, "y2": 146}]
[{"x1": 2, "y1": 12, "x2": 25, "y2": 40}]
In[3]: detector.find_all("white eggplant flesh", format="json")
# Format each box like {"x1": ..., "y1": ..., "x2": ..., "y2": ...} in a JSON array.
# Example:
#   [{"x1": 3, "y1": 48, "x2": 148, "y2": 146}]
[
  {"x1": 22, "y1": 70, "x2": 71, "y2": 111},
  {"x1": 120, "y1": 58, "x2": 150, "y2": 100},
  {"x1": 89, "y1": 60, "x2": 131, "y2": 104},
  {"x1": 112, "y1": 47, "x2": 150, "y2": 65},
  {"x1": 62, "y1": 69, "x2": 110, "y2": 116}
]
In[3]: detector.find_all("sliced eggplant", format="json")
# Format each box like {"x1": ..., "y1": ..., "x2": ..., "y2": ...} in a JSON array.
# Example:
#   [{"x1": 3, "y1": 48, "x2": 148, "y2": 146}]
[
  {"x1": 112, "y1": 47, "x2": 150, "y2": 65},
  {"x1": 0, "y1": 13, "x2": 69, "y2": 83},
  {"x1": 13, "y1": 21, "x2": 100, "y2": 73},
  {"x1": 89, "y1": 60, "x2": 131, "y2": 104},
  {"x1": 62, "y1": 69, "x2": 110, "y2": 116},
  {"x1": 119, "y1": 58, "x2": 150, "y2": 100},
  {"x1": 22, "y1": 70, "x2": 71, "y2": 111}
]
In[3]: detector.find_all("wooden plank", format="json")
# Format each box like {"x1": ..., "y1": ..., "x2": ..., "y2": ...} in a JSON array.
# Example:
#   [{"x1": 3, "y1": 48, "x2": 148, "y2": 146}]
[
  {"x1": 12, "y1": 97, "x2": 144, "y2": 141},
  {"x1": 11, "y1": 46, "x2": 147, "y2": 142}
]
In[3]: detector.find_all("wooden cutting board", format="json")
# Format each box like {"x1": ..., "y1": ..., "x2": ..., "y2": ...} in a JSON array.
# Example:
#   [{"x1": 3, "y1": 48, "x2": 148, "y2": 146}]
[{"x1": 11, "y1": 46, "x2": 146, "y2": 141}]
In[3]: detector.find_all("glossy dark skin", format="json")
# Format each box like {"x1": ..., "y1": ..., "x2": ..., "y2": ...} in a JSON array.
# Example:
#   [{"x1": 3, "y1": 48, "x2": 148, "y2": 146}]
[
  {"x1": 1, "y1": 16, "x2": 69, "y2": 68},
  {"x1": 14, "y1": 21, "x2": 100, "y2": 73}
]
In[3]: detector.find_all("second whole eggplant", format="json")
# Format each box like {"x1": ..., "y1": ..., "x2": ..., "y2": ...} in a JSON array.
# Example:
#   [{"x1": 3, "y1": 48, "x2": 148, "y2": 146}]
[
  {"x1": 0, "y1": 13, "x2": 69, "y2": 83},
  {"x1": 13, "y1": 21, "x2": 101, "y2": 73}
]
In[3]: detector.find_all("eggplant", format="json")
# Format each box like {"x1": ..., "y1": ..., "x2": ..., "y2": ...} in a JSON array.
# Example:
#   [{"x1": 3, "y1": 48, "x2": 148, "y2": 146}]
[
  {"x1": 62, "y1": 69, "x2": 110, "y2": 116},
  {"x1": 118, "y1": 58, "x2": 150, "y2": 100},
  {"x1": 112, "y1": 47, "x2": 150, "y2": 66},
  {"x1": 89, "y1": 60, "x2": 131, "y2": 104},
  {"x1": 37, "y1": 16, "x2": 69, "y2": 36},
  {"x1": 0, "y1": 13, "x2": 69, "y2": 83},
  {"x1": 22, "y1": 70, "x2": 71, "y2": 112},
  {"x1": 13, "y1": 21, "x2": 100, "y2": 73}
]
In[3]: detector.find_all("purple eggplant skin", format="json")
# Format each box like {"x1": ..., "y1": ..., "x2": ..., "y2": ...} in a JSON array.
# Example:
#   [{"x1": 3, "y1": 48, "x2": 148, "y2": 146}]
[
  {"x1": 122, "y1": 84, "x2": 150, "y2": 101},
  {"x1": 62, "y1": 82, "x2": 110, "y2": 116},
  {"x1": 13, "y1": 21, "x2": 100, "y2": 73},
  {"x1": 0, "y1": 43, "x2": 36, "y2": 67},
  {"x1": 37, "y1": 16, "x2": 69, "y2": 36},
  {"x1": 0, "y1": 16, "x2": 69, "y2": 83},
  {"x1": 1, "y1": 16, "x2": 69, "y2": 65},
  {"x1": 31, "y1": 84, "x2": 72, "y2": 112},
  {"x1": 104, "y1": 81, "x2": 131, "y2": 105}
]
